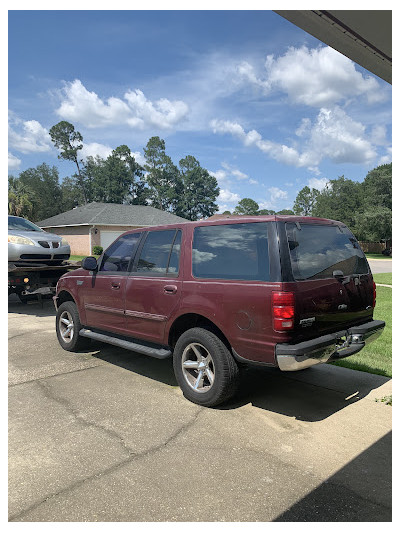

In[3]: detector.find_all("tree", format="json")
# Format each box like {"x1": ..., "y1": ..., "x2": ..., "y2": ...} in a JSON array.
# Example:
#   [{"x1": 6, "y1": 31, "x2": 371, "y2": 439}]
[
  {"x1": 354, "y1": 207, "x2": 392, "y2": 242},
  {"x1": 234, "y1": 198, "x2": 259, "y2": 215},
  {"x1": 8, "y1": 177, "x2": 34, "y2": 218},
  {"x1": 293, "y1": 186, "x2": 320, "y2": 216},
  {"x1": 16, "y1": 163, "x2": 63, "y2": 221},
  {"x1": 222, "y1": 210, "x2": 231, "y2": 215},
  {"x1": 176, "y1": 155, "x2": 219, "y2": 220},
  {"x1": 84, "y1": 145, "x2": 146, "y2": 205},
  {"x1": 258, "y1": 209, "x2": 276, "y2": 215},
  {"x1": 143, "y1": 137, "x2": 181, "y2": 212},
  {"x1": 60, "y1": 176, "x2": 85, "y2": 211},
  {"x1": 361, "y1": 163, "x2": 392, "y2": 210},
  {"x1": 277, "y1": 209, "x2": 294, "y2": 215},
  {"x1": 49, "y1": 121, "x2": 88, "y2": 204},
  {"x1": 354, "y1": 163, "x2": 392, "y2": 241},
  {"x1": 313, "y1": 177, "x2": 362, "y2": 230}
]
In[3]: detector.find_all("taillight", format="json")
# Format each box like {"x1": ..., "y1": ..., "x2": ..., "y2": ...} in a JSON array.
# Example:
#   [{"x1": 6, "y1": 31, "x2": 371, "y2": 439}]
[
  {"x1": 373, "y1": 281, "x2": 376, "y2": 308},
  {"x1": 272, "y1": 291, "x2": 295, "y2": 331}
]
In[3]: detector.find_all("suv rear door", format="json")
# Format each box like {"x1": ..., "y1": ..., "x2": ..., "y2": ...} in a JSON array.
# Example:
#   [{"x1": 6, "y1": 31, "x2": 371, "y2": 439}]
[{"x1": 282, "y1": 221, "x2": 374, "y2": 340}]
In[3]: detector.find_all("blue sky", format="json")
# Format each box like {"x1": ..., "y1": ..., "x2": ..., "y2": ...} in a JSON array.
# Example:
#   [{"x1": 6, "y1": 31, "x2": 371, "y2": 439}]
[{"x1": 8, "y1": 9, "x2": 392, "y2": 213}]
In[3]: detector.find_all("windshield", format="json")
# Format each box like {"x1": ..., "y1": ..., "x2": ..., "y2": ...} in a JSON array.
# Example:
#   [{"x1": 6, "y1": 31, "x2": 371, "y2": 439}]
[
  {"x1": 8, "y1": 216, "x2": 44, "y2": 232},
  {"x1": 285, "y1": 223, "x2": 369, "y2": 280}
]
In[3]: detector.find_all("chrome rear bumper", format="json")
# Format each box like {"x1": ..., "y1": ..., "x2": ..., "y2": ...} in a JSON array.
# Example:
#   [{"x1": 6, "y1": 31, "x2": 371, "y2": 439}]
[{"x1": 275, "y1": 319, "x2": 385, "y2": 371}]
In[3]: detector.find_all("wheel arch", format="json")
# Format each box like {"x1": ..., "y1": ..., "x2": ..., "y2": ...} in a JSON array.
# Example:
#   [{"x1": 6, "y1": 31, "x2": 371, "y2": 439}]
[
  {"x1": 168, "y1": 313, "x2": 231, "y2": 351},
  {"x1": 57, "y1": 289, "x2": 76, "y2": 306}
]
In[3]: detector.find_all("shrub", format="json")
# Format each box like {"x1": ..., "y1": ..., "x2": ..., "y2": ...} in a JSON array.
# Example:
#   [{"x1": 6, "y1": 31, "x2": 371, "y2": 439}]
[{"x1": 92, "y1": 245, "x2": 103, "y2": 256}]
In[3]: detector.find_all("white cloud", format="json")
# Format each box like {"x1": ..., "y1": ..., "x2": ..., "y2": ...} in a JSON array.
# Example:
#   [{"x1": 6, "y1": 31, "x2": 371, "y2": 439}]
[
  {"x1": 268, "y1": 187, "x2": 288, "y2": 202},
  {"x1": 221, "y1": 162, "x2": 249, "y2": 180},
  {"x1": 218, "y1": 189, "x2": 241, "y2": 203},
  {"x1": 306, "y1": 107, "x2": 376, "y2": 165},
  {"x1": 264, "y1": 46, "x2": 384, "y2": 107},
  {"x1": 209, "y1": 169, "x2": 229, "y2": 183},
  {"x1": 210, "y1": 161, "x2": 258, "y2": 187},
  {"x1": 80, "y1": 142, "x2": 113, "y2": 160},
  {"x1": 8, "y1": 152, "x2": 21, "y2": 170},
  {"x1": 236, "y1": 61, "x2": 271, "y2": 93},
  {"x1": 9, "y1": 117, "x2": 52, "y2": 154},
  {"x1": 56, "y1": 79, "x2": 189, "y2": 130},
  {"x1": 307, "y1": 177, "x2": 329, "y2": 191},
  {"x1": 370, "y1": 125, "x2": 387, "y2": 146},
  {"x1": 211, "y1": 105, "x2": 376, "y2": 170},
  {"x1": 131, "y1": 151, "x2": 146, "y2": 166}
]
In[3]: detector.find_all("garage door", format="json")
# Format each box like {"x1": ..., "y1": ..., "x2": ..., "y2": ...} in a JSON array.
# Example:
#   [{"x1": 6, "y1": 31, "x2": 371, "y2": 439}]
[{"x1": 100, "y1": 230, "x2": 124, "y2": 250}]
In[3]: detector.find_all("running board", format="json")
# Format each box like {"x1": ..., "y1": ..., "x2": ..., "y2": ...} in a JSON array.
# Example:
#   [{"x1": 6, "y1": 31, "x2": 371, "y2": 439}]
[{"x1": 79, "y1": 329, "x2": 172, "y2": 359}]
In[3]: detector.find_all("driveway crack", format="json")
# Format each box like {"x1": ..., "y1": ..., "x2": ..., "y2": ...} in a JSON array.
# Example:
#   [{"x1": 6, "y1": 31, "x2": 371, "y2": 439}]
[{"x1": 9, "y1": 382, "x2": 202, "y2": 522}]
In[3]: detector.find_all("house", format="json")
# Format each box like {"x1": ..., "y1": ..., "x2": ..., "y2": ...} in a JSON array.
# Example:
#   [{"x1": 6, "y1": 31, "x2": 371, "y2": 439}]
[{"x1": 37, "y1": 202, "x2": 187, "y2": 256}]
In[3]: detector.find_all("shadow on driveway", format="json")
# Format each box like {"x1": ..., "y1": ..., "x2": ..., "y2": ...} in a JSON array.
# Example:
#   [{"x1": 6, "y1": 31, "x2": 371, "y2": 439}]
[
  {"x1": 9, "y1": 295, "x2": 391, "y2": 423},
  {"x1": 89, "y1": 345, "x2": 389, "y2": 423},
  {"x1": 274, "y1": 431, "x2": 392, "y2": 521}
]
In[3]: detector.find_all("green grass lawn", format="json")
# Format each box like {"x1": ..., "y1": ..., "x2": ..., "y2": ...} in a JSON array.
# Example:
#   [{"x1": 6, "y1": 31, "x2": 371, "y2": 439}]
[
  {"x1": 70, "y1": 255, "x2": 99, "y2": 262},
  {"x1": 331, "y1": 285, "x2": 392, "y2": 377},
  {"x1": 365, "y1": 253, "x2": 391, "y2": 260},
  {"x1": 373, "y1": 273, "x2": 392, "y2": 286}
]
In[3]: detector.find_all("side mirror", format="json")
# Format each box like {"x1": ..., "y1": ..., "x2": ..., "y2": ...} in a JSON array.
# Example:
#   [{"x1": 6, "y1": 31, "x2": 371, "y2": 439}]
[{"x1": 82, "y1": 256, "x2": 98, "y2": 271}]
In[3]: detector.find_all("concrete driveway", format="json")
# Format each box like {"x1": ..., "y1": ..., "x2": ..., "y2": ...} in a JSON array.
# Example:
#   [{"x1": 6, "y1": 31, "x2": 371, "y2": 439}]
[
  {"x1": 9, "y1": 296, "x2": 392, "y2": 522},
  {"x1": 368, "y1": 258, "x2": 392, "y2": 274}
]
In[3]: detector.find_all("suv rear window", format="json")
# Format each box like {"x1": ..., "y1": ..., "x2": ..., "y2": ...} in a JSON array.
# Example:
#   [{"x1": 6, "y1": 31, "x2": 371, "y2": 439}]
[
  {"x1": 192, "y1": 222, "x2": 270, "y2": 281},
  {"x1": 285, "y1": 223, "x2": 369, "y2": 280}
]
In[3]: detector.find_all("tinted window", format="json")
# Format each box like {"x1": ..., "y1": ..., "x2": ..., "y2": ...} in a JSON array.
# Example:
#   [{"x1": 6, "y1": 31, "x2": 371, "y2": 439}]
[
  {"x1": 99, "y1": 233, "x2": 140, "y2": 272},
  {"x1": 192, "y1": 223, "x2": 270, "y2": 281},
  {"x1": 136, "y1": 230, "x2": 179, "y2": 275},
  {"x1": 285, "y1": 223, "x2": 370, "y2": 280}
]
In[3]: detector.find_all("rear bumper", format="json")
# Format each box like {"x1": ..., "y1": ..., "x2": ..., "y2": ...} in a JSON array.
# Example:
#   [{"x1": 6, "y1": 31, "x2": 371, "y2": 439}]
[{"x1": 275, "y1": 319, "x2": 385, "y2": 371}]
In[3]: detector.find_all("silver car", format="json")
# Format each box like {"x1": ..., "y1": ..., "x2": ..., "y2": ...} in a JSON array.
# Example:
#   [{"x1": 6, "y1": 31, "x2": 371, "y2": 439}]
[{"x1": 8, "y1": 215, "x2": 71, "y2": 264}]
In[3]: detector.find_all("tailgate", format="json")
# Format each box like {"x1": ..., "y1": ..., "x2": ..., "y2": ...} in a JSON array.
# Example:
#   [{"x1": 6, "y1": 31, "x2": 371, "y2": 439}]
[
  {"x1": 282, "y1": 221, "x2": 374, "y2": 340},
  {"x1": 285, "y1": 276, "x2": 374, "y2": 339}
]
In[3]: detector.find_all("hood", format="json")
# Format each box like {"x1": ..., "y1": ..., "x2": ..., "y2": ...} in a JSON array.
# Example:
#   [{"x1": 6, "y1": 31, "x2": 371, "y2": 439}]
[{"x1": 8, "y1": 229, "x2": 62, "y2": 242}]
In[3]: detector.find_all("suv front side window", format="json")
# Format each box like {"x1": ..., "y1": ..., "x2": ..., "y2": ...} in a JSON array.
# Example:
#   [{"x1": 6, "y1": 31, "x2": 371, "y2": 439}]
[
  {"x1": 192, "y1": 222, "x2": 270, "y2": 281},
  {"x1": 99, "y1": 233, "x2": 141, "y2": 272}
]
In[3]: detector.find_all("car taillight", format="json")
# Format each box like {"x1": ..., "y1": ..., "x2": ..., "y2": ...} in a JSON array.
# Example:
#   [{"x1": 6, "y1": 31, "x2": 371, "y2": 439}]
[
  {"x1": 373, "y1": 281, "x2": 376, "y2": 308},
  {"x1": 272, "y1": 291, "x2": 295, "y2": 331}
]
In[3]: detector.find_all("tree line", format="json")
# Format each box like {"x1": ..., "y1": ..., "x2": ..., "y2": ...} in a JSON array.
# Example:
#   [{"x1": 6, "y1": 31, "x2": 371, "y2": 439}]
[
  {"x1": 222, "y1": 164, "x2": 392, "y2": 241},
  {"x1": 8, "y1": 120, "x2": 391, "y2": 241},
  {"x1": 8, "y1": 121, "x2": 220, "y2": 222},
  {"x1": 292, "y1": 164, "x2": 392, "y2": 241}
]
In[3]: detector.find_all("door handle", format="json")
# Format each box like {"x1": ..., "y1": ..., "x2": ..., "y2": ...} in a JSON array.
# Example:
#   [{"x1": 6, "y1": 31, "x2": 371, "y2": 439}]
[
  {"x1": 111, "y1": 282, "x2": 120, "y2": 290},
  {"x1": 164, "y1": 285, "x2": 177, "y2": 294}
]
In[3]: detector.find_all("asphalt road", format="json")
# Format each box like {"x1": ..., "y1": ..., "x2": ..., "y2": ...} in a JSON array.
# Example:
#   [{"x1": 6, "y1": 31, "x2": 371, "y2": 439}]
[
  {"x1": 8, "y1": 296, "x2": 392, "y2": 522},
  {"x1": 368, "y1": 259, "x2": 392, "y2": 274}
]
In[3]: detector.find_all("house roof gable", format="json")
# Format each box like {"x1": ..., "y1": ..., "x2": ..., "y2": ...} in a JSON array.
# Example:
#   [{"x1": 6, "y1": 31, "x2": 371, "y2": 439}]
[{"x1": 37, "y1": 202, "x2": 187, "y2": 227}]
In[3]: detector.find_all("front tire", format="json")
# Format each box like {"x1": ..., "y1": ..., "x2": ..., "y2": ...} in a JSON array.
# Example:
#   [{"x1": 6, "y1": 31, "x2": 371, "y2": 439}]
[
  {"x1": 56, "y1": 301, "x2": 90, "y2": 351},
  {"x1": 173, "y1": 327, "x2": 239, "y2": 407}
]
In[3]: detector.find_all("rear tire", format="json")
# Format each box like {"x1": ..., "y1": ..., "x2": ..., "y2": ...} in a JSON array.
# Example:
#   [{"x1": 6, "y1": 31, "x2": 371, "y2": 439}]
[
  {"x1": 173, "y1": 327, "x2": 239, "y2": 407},
  {"x1": 56, "y1": 301, "x2": 90, "y2": 351}
]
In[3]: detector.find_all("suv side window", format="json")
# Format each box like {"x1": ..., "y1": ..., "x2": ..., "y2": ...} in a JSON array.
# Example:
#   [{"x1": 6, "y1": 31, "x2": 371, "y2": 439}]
[
  {"x1": 192, "y1": 222, "x2": 270, "y2": 281},
  {"x1": 135, "y1": 229, "x2": 181, "y2": 276},
  {"x1": 99, "y1": 233, "x2": 141, "y2": 272}
]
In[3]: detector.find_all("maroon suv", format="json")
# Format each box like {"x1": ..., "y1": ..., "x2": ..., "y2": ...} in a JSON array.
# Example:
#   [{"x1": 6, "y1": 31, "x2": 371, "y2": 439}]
[{"x1": 54, "y1": 216, "x2": 384, "y2": 406}]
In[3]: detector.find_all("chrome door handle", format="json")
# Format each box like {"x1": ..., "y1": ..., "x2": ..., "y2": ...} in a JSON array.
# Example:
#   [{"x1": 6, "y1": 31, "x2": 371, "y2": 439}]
[
  {"x1": 164, "y1": 285, "x2": 177, "y2": 294},
  {"x1": 111, "y1": 282, "x2": 120, "y2": 290}
]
